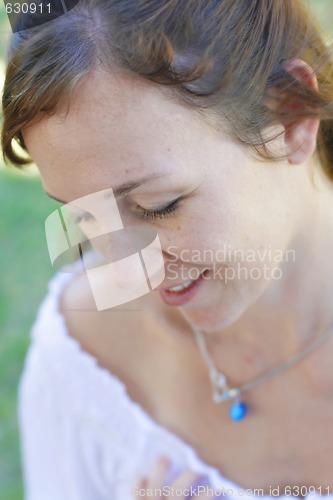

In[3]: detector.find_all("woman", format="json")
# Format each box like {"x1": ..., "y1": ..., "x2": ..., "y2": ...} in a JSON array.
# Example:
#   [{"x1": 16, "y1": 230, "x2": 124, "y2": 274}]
[{"x1": 2, "y1": 0, "x2": 333, "y2": 498}]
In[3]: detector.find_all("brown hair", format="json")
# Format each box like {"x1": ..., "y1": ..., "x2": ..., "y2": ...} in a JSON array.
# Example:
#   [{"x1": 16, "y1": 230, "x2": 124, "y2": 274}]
[{"x1": 1, "y1": 0, "x2": 333, "y2": 178}]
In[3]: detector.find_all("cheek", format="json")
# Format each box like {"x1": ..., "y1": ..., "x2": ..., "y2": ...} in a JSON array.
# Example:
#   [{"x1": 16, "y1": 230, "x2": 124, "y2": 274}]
[
  {"x1": 176, "y1": 196, "x2": 294, "y2": 271},
  {"x1": 163, "y1": 227, "x2": 227, "y2": 267}
]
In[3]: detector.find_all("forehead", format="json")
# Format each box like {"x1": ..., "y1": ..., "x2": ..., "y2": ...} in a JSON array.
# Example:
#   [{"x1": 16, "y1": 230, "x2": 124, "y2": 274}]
[{"x1": 22, "y1": 67, "x2": 210, "y2": 199}]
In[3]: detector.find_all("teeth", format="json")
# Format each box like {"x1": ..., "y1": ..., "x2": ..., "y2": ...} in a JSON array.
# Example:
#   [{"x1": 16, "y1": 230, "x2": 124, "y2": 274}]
[{"x1": 168, "y1": 279, "x2": 194, "y2": 292}]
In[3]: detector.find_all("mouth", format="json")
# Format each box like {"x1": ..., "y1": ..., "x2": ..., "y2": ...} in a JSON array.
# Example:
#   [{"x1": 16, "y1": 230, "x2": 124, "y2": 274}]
[{"x1": 159, "y1": 269, "x2": 210, "y2": 307}]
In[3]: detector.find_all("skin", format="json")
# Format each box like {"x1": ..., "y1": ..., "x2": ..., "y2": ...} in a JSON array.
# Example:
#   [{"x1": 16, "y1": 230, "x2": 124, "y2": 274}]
[{"x1": 22, "y1": 61, "x2": 333, "y2": 492}]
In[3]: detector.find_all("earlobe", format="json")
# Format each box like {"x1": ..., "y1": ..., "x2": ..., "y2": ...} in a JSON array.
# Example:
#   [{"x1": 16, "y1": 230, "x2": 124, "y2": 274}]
[
  {"x1": 284, "y1": 114, "x2": 320, "y2": 165},
  {"x1": 282, "y1": 59, "x2": 320, "y2": 165}
]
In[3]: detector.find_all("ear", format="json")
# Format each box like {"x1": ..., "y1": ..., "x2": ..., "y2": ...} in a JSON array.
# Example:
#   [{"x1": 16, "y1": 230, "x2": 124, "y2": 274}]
[{"x1": 282, "y1": 59, "x2": 320, "y2": 165}]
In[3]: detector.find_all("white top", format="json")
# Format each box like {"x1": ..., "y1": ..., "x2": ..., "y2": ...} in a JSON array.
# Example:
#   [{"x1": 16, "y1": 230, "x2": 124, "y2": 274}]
[{"x1": 18, "y1": 268, "x2": 331, "y2": 500}]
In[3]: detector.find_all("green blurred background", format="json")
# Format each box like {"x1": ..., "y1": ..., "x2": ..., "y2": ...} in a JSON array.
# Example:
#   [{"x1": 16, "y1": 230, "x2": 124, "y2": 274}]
[{"x1": 0, "y1": 1, "x2": 332, "y2": 499}]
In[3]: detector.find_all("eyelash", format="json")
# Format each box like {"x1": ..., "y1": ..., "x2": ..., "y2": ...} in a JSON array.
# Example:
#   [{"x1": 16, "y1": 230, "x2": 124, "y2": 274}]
[
  {"x1": 137, "y1": 198, "x2": 181, "y2": 221},
  {"x1": 73, "y1": 198, "x2": 181, "y2": 224}
]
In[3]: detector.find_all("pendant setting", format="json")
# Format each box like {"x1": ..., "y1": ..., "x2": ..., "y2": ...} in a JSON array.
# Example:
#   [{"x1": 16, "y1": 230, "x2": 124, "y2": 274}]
[{"x1": 210, "y1": 369, "x2": 248, "y2": 422}]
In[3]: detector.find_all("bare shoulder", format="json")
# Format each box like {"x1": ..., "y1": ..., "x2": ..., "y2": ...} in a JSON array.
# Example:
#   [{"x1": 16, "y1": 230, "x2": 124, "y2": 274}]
[
  {"x1": 56, "y1": 268, "x2": 194, "y2": 394},
  {"x1": 57, "y1": 271, "x2": 182, "y2": 410},
  {"x1": 58, "y1": 271, "x2": 153, "y2": 372}
]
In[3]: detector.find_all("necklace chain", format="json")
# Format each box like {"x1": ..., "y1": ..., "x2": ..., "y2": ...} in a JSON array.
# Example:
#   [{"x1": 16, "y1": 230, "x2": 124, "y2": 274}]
[{"x1": 193, "y1": 325, "x2": 333, "y2": 404}]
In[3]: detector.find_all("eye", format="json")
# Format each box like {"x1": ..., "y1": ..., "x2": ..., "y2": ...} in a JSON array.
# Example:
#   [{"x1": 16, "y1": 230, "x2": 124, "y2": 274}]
[{"x1": 136, "y1": 198, "x2": 181, "y2": 221}]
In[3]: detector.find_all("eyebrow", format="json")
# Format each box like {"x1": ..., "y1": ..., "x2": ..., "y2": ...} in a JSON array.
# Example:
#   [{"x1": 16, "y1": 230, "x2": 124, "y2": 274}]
[{"x1": 45, "y1": 174, "x2": 166, "y2": 204}]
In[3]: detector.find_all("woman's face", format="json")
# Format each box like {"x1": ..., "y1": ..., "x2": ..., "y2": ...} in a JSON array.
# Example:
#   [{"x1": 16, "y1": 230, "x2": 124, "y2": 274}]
[{"x1": 22, "y1": 67, "x2": 309, "y2": 333}]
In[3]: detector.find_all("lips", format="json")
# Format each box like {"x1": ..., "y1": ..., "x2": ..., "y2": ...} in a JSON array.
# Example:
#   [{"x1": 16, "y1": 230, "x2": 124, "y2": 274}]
[{"x1": 159, "y1": 269, "x2": 209, "y2": 306}]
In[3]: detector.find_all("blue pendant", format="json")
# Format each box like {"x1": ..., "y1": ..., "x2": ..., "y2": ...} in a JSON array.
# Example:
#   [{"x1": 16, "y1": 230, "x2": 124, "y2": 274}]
[{"x1": 229, "y1": 401, "x2": 247, "y2": 421}]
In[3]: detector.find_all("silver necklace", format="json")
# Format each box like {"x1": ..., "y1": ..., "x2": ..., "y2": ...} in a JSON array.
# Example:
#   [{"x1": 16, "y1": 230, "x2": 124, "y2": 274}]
[{"x1": 192, "y1": 325, "x2": 333, "y2": 422}]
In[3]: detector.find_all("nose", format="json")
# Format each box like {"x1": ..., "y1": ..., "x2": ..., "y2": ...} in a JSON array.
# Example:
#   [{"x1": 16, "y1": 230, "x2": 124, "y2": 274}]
[
  {"x1": 161, "y1": 245, "x2": 179, "y2": 262},
  {"x1": 111, "y1": 246, "x2": 164, "y2": 288},
  {"x1": 108, "y1": 229, "x2": 166, "y2": 290}
]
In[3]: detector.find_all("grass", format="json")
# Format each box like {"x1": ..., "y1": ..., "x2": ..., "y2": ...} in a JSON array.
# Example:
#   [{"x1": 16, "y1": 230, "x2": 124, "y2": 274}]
[{"x1": 0, "y1": 167, "x2": 60, "y2": 500}]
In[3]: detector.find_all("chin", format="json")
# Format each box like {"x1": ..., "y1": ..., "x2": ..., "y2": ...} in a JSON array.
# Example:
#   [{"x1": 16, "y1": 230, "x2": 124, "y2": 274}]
[
  {"x1": 178, "y1": 299, "x2": 249, "y2": 334},
  {"x1": 184, "y1": 279, "x2": 273, "y2": 334}
]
